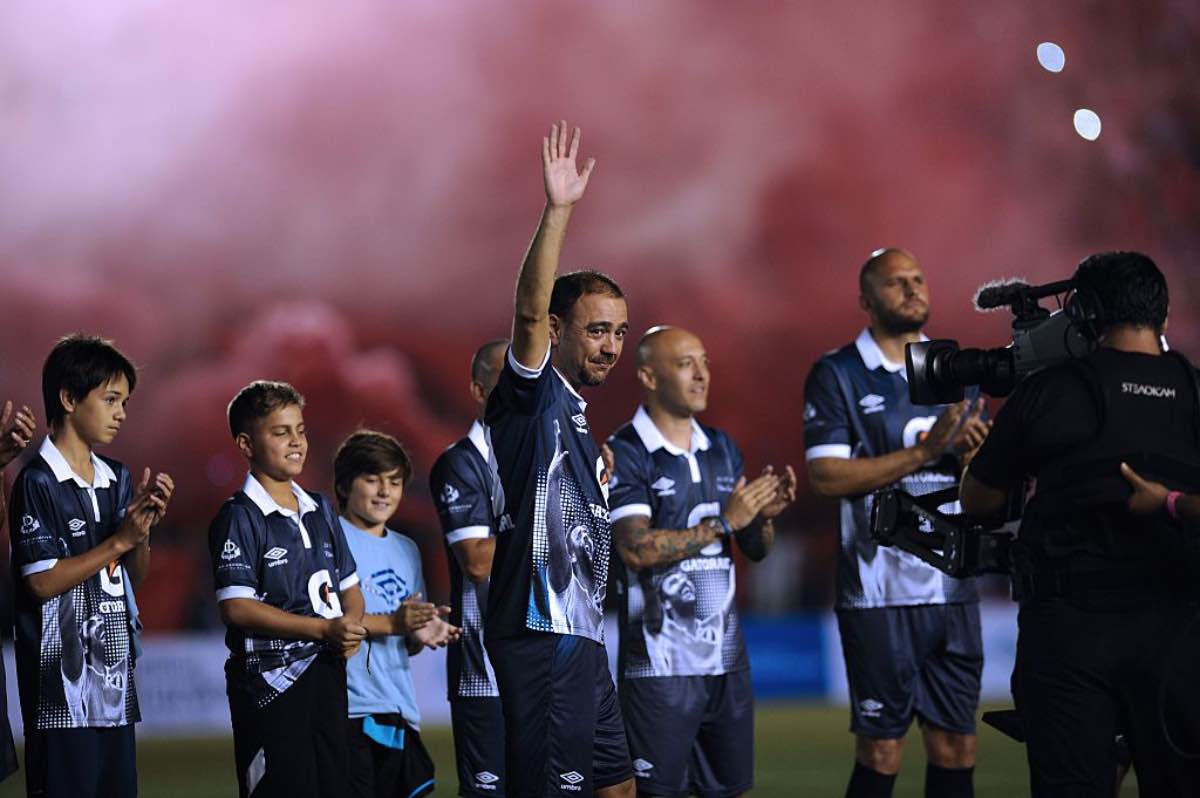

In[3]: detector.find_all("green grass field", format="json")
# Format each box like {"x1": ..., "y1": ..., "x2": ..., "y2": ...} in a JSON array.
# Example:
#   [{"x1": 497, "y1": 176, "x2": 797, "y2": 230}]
[{"x1": 0, "y1": 702, "x2": 1137, "y2": 797}]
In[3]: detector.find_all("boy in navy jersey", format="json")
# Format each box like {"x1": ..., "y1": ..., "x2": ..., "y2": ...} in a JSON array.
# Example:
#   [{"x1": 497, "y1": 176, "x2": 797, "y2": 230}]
[
  {"x1": 209, "y1": 380, "x2": 366, "y2": 798},
  {"x1": 430, "y1": 339, "x2": 509, "y2": 798},
  {"x1": 607, "y1": 326, "x2": 797, "y2": 797},
  {"x1": 334, "y1": 430, "x2": 459, "y2": 798},
  {"x1": 9, "y1": 335, "x2": 174, "y2": 798},
  {"x1": 485, "y1": 121, "x2": 635, "y2": 798},
  {"x1": 804, "y1": 249, "x2": 989, "y2": 798}
]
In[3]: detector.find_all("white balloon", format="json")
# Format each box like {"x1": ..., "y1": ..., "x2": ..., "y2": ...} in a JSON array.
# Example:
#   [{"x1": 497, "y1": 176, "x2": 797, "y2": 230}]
[
  {"x1": 1036, "y1": 42, "x2": 1066, "y2": 73},
  {"x1": 1073, "y1": 109, "x2": 1102, "y2": 141}
]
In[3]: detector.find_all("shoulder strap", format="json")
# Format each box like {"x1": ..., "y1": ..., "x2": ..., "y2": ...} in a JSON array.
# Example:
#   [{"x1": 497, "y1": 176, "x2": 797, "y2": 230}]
[{"x1": 824, "y1": 356, "x2": 875, "y2": 458}]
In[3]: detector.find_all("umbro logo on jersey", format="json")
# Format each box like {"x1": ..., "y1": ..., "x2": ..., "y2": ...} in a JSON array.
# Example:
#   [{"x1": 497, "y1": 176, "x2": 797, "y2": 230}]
[
  {"x1": 221, "y1": 540, "x2": 242, "y2": 561},
  {"x1": 633, "y1": 758, "x2": 654, "y2": 776},
  {"x1": 498, "y1": 513, "x2": 514, "y2": 532},
  {"x1": 475, "y1": 771, "x2": 499, "y2": 790},
  {"x1": 572, "y1": 413, "x2": 589, "y2": 434},
  {"x1": 651, "y1": 476, "x2": 676, "y2": 497},
  {"x1": 440, "y1": 483, "x2": 461, "y2": 505},
  {"x1": 264, "y1": 547, "x2": 289, "y2": 567},
  {"x1": 560, "y1": 771, "x2": 585, "y2": 791},
  {"x1": 860, "y1": 698, "x2": 884, "y2": 718},
  {"x1": 68, "y1": 518, "x2": 87, "y2": 537},
  {"x1": 859, "y1": 394, "x2": 886, "y2": 414}
]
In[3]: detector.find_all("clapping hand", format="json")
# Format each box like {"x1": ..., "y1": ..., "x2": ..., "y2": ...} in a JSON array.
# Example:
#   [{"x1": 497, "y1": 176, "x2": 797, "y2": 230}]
[{"x1": 0, "y1": 401, "x2": 36, "y2": 468}]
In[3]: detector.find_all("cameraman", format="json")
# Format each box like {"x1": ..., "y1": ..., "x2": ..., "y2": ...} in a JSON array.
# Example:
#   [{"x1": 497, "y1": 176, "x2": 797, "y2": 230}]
[{"x1": 960, "y1": 251, "x2": 1200, "y2": 796}]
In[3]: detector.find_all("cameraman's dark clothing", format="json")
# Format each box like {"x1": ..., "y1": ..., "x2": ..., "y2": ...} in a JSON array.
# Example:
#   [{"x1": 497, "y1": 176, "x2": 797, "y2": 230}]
[{"x1": 969, "y1": 347, "x2": 1200, "y2": 796}]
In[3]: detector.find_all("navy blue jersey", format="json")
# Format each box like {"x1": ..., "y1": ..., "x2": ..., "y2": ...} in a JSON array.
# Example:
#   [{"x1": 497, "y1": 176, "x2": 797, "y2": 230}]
[
  {"x1": 484, "y1": 345, "x2": 613, "y2": 643},
  {"x1": 607, "y1": 408, "x2": 750, "y2": 678},
  {"x1": 209, "y1": 474, "x2": 359, "y2": 706},
  {"x1": 430, "y1": 421, "x2": 504, "y2": 699},
  {"x1": 9, "y1": 438, "x2": 140, "y2": 729},
  {"x1": 804, "y1": 329, "x2": 978, "y2": 609}
]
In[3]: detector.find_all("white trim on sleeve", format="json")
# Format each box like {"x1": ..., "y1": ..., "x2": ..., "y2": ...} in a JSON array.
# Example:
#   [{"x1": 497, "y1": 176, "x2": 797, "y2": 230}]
[
  {"x1": 446, "y1": 525, "x2": 491, "y2": 545},
  {"x1": 609, "y1": 503, "x2": 653, "y2": 523},
  {"x1": 338, "y1": 573, "x2": 360, "y2": 592},
  {"x1": 507, "y1": 343, "x2": 551, "y2": 379},
  {"x1": 805, "y1": 444, "x2": 853, "y2": 461},
  {"x1": 215, "y1": 586, "x2": 259, "y2": 602},
  {"x1": 20, "y1": 559, "x2": 58, "y2": 577}
]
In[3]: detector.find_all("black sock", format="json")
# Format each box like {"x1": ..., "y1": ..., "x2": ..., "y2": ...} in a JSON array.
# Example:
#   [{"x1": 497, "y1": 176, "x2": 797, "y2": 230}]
[
  {"x1": 924, "y1": 763, "x2": 974, "y2": 798},
  {"x1": 846, "y1": 762, "x2": 897, "y2": 798}
]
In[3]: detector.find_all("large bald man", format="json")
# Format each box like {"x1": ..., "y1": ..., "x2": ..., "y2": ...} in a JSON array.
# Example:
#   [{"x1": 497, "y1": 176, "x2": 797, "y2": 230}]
[
  {"x1": 804, "y1": 248, "x2": 989, "y2": 798},
  {"x1": 606, "y1": 326, "x2": 796, "y2": 798}
]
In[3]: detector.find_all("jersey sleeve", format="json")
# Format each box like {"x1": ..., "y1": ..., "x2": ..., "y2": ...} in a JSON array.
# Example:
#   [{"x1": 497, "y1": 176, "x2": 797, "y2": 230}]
[
  {"x1": 430, "y1": 449, "x2": 494, "y2": 545},
  {"x1": 331, "y1": 509, "x2": 359, "y2": 593},
  {"x1": 9, "y1": 470, "x2": 63, "y2": 577},
  {"x1": 485, "y1": 344, "x2": 557, "y2": 422},
  {"x1": 606, "y1": 434, "x2": 653, "y2": 523},
  {"x1": 209, "y1": 503, "x2": 263, "y2": 602},
  {"x1": 804, "y1": 359, "x2": 854, "y2": 461}
]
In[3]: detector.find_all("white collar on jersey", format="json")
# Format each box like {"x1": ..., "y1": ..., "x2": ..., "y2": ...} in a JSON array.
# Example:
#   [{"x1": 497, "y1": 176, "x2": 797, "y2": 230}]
[
  {"x1": 854, "y1": 327, "x2": 929, "y2": 378},
  {"x1": 506, "y1": 343, "x2": 587, "y2": 412},
  {"x1": 242, "y1": 472, "x2": 318, "y2": 518},
  {"x1": 467, "y1": 419, "x2": 490, "y2": 460},
  {"x1": 631, "y1": 405, "x2": 711, "y2": 456},
  {"x1": 39, "y1": 436, "x2": 116, "y2": 489}
]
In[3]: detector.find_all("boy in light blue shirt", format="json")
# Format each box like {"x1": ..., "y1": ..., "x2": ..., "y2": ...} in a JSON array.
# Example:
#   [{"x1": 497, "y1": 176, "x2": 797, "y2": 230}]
[{"x1": 334, "y1": 430, "x2": 461, "y2": 798}]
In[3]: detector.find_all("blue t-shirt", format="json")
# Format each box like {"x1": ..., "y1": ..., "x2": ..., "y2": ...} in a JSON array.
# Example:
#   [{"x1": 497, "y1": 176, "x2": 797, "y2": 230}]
[
  {"x1": 803, "y1": 328, "x2": 979, "y2": 609},
  {"x1": 209, "y1": 475, "x2": 359, "y2": 706},
  {"x1": 608, "y1": 407, "x2": 750, "y2": 679},
  {"x1": 484, "y1": 345, "x2": 613, "y2": 643},
  {"x1": 430, "y1": 421, "x2": 504, "y2": 699},
  {"x1": 341, "y1": 518, "x2": 424, "y2": 727},
  {"x1": 9, "y1": 438, "x2": 140, "y2": 729}
]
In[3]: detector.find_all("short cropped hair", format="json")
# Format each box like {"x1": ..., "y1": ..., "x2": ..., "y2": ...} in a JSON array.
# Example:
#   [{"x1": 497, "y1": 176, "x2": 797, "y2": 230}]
[
  {"x1": 42, "y1": 334, "x2": 138, "y2": 428},
  {"x1": 859, "y1": 247, "x2": 911, "y2": 294},
  {"x1": 332, "y1": 430, "x2": 413, "y2": 509},
  {"x1": 227, "y1": 380, "x2": 305, "y2": 438},
  {"x1": 471, "y1": 339, "x2": 509, "y2": 384},
  {"x1": 549, "y1": 270, "x2": 624, "y2": 321},
  {"x1": 1073, "y1": 251, "x2": 1168, "y2": 332}
]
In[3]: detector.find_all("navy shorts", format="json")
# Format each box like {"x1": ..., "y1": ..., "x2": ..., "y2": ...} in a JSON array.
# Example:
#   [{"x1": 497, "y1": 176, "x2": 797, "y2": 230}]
[
  {"x1": 24, "y1": 724, "x2": 137, "y2": 798},
  {"x1": 837, "y1": 603, "x2": 983, "y2": 738},
  {"x1": 620, "y1": 671, "x2": 754, "y2": 798},
  {"x1": 451, "y1": 697, "x2": 506, "y2": 796},
  {"x1": 347, "y1": 714, "x2": 435, "y2": 798},
  {"x1": 489, "y1": 632, "x2": 632, "y2": 797},
  {"x1": 227, "y1": 654, "x2": 350, "y2": 798}
]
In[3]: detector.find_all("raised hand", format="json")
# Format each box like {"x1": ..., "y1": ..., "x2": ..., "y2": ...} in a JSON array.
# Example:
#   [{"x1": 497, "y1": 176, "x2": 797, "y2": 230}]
[
  {"x1": 543, "y1": 120, "x2": 595, "y2": 208},
  {"x1": 0, "y1": 401, "x2": 36, "y2": 468},
  {"x1": 759, "y1": 465, "x2": 799, "y2": 520},
  {"x1": 723, "y1": 473, "x2": 782, "y2": 531},
  {"x1": 114, "y1": 468, "x2": 173, "y2": 550}
]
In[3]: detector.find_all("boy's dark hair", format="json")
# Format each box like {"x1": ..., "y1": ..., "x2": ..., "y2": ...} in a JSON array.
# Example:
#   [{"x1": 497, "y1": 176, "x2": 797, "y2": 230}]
[
  {"x1": 1073, "y1": 251, "x2": 1169, "y2": 333},
  {"x1": 227, "y1": 380, "x2": 305, "y2": 438},
  {"x1": 549, "y1": 270, "x2": 624, "y2": 321},
  {"x1": 332, "y1": 430, "x2": 413, "y2": 509},
  {"x1": 42, "y1": 334, "x2": 138, "y2": 428}
]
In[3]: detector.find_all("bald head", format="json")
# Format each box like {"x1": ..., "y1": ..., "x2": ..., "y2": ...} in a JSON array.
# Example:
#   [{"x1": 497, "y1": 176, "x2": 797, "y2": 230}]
[
  {"x1": 859, "y1": 247, "x2": 918, "y2": 294},
  {"x1": 636, "y1": 326, "x2": 709, "y2": 417}
]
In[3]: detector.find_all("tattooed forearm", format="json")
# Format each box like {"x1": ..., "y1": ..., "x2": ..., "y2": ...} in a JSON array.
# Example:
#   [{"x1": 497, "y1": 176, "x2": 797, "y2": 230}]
[
  {"x1": 735, "y1": 518, "x2": 774, "y2": 562},
  {"x1": 613, "y1": 516, "x2": 722, "y2": 570}
]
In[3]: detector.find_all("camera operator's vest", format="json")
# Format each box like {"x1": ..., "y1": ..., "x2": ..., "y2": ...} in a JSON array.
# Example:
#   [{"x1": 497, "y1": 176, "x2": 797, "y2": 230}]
[{"x1": 1018, "y1": 348, "x2": 1200, "y2": 591}]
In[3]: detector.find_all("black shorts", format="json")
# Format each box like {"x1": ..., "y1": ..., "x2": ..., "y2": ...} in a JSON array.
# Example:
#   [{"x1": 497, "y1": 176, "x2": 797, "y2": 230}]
[
  {"x1": 620, "y1": 671, "x2": 754, "y2": 798},
  {"x1": 347, "y1": 714, "x2": 435, "y2": 798},
  {"x1": 837, "y1": 603, "x2": 982, "y2": 738},
  {"x1": 24, "y1": 724, "x2": 137, "y2": 798},
  {"x1": 489, "y1": 632, "x2": 632, "y2": 797},
  {"x1": 228, "y1": 654, "x2": 350, "y2": 798},
  {"x1": 451, "y1": 697, "x2": 506, "y2": 796}
]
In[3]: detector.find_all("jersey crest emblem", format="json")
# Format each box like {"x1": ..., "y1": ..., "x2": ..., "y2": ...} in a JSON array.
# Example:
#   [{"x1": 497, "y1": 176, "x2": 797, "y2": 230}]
[
  {"x1": 440, "y1": 483, "x2": 461, "y2": 504},
  {"x1": 650, "y1": 476, "x2": 676, "y2": 497},
  {"x1": 221, "y1": 540, "x2": 241, "y2": 561}
]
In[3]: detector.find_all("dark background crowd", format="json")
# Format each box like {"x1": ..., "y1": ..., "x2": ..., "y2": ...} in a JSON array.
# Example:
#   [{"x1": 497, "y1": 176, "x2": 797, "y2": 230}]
[{"x1": 0, "y1": 1, "x2": 1197, "y2": 632}]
